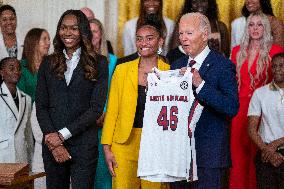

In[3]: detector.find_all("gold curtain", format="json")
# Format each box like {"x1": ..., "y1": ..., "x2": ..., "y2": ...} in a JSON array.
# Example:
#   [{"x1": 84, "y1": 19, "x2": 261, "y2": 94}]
[{"x1": 117, "y1": 0, "x2": 284, "y2": 57}]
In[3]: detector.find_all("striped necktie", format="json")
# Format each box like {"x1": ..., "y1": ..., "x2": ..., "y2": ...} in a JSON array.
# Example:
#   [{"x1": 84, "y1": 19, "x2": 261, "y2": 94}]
[{"x1": 188, "y1": 60, "x2": 196, "y2": 73}]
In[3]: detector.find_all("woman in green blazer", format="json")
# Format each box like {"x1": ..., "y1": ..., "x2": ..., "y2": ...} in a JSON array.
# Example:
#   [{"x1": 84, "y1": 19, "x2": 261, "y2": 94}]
[{"x1": 17, "y1": 28, "x2": 50, "y2": 102}]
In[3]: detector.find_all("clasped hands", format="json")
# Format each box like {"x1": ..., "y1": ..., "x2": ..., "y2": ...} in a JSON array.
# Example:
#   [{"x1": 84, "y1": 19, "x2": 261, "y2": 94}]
[
  {"x1": 261, "y1": 141, "x2": 284, "y2": 167},
  {"x1": 45, "y1": 132, "x2": 71, "y2": 163}
]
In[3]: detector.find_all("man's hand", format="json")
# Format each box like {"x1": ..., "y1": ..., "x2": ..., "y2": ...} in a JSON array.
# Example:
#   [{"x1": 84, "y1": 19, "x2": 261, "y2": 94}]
[
  {"x1": 103, "y1": 145, "x2": 118, "y2": 177},
  {"x1": 261, "y1": 141, "x2": 279, "y2": 162},
  {"x1": 268, "y1": 152, "x2": 283, "y2": 167},
  {"x1": 179, "y1": 67, "x2": 187, "y2": 75},
  {"x1": 52, "y1": 145, "x2": 71, "y2": 163},
  {"x1": 45, "y1": 132, "x2": 63, "y2": 151},
  {"x1": 192, "y1": 69, "x2": 203, "y2": 88}
]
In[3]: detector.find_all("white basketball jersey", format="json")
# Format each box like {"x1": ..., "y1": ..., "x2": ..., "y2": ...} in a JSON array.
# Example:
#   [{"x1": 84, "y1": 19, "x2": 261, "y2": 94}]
[{"x1": 138, "y1": 68, "x2": 203, "y2": 182}]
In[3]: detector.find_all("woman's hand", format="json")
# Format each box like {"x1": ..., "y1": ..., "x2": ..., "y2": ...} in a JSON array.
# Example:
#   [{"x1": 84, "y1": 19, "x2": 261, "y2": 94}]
[
  {"x1": 45, "y1": 132, "x2": 63, "y2": 150},
  {"x1": 103, "y1": 144, "x2": 118, "y2": 177},
  {"x1": 96, "y1": 113, "x2": 105, "y2": 127},
  {"x1": 52, "y1": 145, "x2": 71, "y2": 163}
]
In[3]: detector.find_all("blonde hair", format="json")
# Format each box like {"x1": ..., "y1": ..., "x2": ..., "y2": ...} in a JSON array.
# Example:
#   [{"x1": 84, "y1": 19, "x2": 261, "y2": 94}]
[
  {"x1": 236, "y1": 12, "x2": 272, "y2": 89},
  {"x1": 89, "y1": 18, "x2": 109, "y2": 61}
]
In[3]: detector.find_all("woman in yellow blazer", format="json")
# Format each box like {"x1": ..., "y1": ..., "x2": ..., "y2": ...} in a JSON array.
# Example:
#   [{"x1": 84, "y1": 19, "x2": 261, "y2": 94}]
[{"x1": 101, "y1": 19, "x2": 170, "y2": 189}]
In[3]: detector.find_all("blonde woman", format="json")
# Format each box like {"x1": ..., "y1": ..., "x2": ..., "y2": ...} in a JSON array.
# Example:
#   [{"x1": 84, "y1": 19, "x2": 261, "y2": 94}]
[{"x1": 229, "y1": 12, "x2": 284, "y2": 189}]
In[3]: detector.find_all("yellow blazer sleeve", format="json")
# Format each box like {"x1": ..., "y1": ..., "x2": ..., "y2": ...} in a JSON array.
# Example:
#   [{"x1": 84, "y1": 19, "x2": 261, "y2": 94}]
[{"x1": 101, "y1": 67, "x2": 120, "y2": 145}]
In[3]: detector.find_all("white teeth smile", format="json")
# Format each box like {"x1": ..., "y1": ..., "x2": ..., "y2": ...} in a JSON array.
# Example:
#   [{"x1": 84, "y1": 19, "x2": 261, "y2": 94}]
[
  {"x1": 64, "y1": 39, "x2": 73, "y2": 43},
  {"x1": 141, "y1": 48, "x2": 150, "y2": 50}
]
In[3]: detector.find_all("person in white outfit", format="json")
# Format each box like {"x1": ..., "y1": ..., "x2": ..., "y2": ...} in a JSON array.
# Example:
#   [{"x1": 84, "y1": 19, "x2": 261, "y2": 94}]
[
  {"x1": 0, "y1": 5, "x2": 24, "y2": 60},
  {"x1": 0, "y1": 57, "x2": 32, "y2": 164},
  {"x1": 248, "y1": 53, "x2": 284, "y2": 189},
  {"x1": 30, "y1": 103, "x2": 46, "y2": 189},
  {"x1": 122, "y1": 0, "x2": 174, "y2": 56}
]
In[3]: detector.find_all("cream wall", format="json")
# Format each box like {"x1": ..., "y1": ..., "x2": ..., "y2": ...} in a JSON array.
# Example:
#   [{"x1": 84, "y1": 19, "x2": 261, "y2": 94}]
[{"x1": 1, "y1": 0, "x2": 118, "y2": 53}]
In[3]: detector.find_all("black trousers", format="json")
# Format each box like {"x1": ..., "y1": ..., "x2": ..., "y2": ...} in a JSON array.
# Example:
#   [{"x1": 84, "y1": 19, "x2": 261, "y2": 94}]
[
  {"x1": 255, "y1": 151, "x2": 284, "y2": 189},
  {"x1": 43, "y1": 143, "x2": 98, "y2": 189}
]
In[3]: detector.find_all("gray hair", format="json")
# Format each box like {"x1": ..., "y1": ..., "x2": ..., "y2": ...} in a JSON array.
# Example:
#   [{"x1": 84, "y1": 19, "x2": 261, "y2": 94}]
[{"x1": 180, "y1": 12, "x2": 211, "y2": 35}]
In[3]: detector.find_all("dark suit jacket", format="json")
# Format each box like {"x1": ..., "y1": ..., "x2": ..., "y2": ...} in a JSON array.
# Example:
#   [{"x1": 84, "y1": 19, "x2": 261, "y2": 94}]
[
  {"x1": 171, "y1": 50, "x2": 239, "y2": 168},
  {"x1": 107, "y1": 40, "x2": 114, "y2": 55},
  {"x1": 166, "y1": 47, "x2": 187, "y2": 65},
  {"x1": 36, "y1": 54, "x2": 108, "y2": 146}
]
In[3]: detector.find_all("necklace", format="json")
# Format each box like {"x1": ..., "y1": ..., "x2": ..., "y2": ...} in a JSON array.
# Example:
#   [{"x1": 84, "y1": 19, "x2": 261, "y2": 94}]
[{"x1": 273, "y1": 82, "x2": 284, "y2": 104}]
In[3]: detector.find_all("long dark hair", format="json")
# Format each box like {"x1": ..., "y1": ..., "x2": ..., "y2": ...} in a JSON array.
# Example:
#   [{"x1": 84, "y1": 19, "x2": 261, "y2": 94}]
[
  {"x1": 49, "y1": 9, "x2": 98, "y2": 80},
  {"x1": 242, "y1": 0, "x2": 274, "y2": 17},
  {"x1": 22, "y1": 28, "x2": 47, "y2": 74},
  {"x1": 177, "y1": 0, "x2": 219, "y2": 22},
  {"x1": 169, "y1": 0, "x2": 219, "y2": 49},
  {"x1": 137, "y1": 0, "x2": 167, "y2": 39}
]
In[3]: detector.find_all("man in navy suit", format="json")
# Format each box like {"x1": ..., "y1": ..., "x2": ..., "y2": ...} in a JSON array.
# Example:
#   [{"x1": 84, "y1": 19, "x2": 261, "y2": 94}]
[{"x1": 170, "y1": 13, "x2": 239, "y2": 189}]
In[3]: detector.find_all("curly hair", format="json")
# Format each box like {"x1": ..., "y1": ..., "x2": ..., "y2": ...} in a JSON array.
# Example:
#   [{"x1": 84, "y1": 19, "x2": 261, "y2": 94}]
[
  {"x1": 236, "y1": 12, "x2": 272, "y2": 89},
  {"x1": 22, "y1": 28, "x2": 47, "y2": 74},
  {"x1": 0, "y1": 4, "x2": 16, "y2": 16},
  {"x1": 49, "y1": 9, "x2": 98, "y2": 81},
  {"x1": 137, "y1": 0, "x2": 167, "y2": 39},
  {"x1": 242, "y1": 0, "x2": 274, "y2": 17}
]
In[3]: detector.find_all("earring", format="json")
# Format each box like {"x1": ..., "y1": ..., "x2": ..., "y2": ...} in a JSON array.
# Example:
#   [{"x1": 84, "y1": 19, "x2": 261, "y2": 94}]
[{"x1": 157, "y1": 46, "x2": 163, "y2": 55}]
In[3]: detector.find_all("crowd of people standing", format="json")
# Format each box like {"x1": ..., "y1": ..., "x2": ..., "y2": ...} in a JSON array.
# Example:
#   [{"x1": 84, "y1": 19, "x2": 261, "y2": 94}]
[{"x1": 0, "y1": 0, "x2": 284, "y2": 189}]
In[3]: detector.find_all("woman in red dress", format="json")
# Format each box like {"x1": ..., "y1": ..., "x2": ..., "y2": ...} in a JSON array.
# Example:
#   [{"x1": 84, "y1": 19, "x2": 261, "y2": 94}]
[{"x1": 229, "y1": 12, "x2": 284, "y2": 189}]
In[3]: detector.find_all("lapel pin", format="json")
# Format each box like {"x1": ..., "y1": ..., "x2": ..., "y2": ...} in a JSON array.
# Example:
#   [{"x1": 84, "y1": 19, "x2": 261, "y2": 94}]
[{"x1": 207, "y1": 64, "x2": 209, "y2": 67}]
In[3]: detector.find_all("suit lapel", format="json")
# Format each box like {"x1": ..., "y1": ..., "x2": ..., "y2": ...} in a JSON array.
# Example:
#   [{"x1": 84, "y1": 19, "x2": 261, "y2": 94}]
[
  {"x1": 199, "y1": 51, "x2": 215, "y2": 78},
  {"x1": 14, "y1": 90, "x2": 26, "y2": 134},
  {"x1": 128, "y1": 59, "x2": 139, "y2": 91},
  {"x1": 0, "y1": 83, "x2": 18, "y2": 121},
  {"x1": 68, "y1": 62, "x2": 83, "y2": 86}
]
